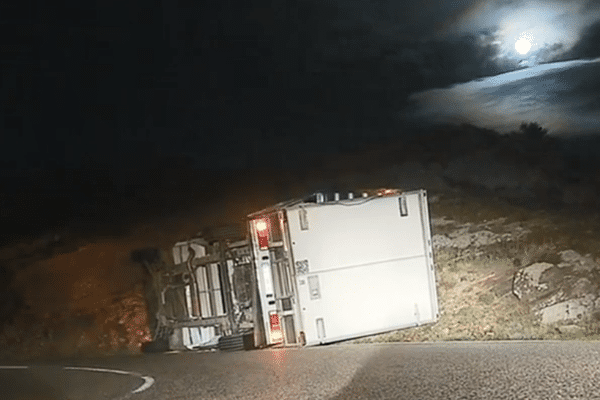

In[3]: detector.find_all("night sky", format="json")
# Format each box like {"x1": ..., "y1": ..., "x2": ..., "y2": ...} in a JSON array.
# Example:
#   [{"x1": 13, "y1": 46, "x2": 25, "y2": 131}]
[{"x1": 2, "y1": 0, "x2": 600, "y2": 240}]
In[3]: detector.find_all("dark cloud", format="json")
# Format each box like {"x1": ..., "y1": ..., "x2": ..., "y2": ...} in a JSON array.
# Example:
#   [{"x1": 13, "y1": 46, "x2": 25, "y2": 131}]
[
  {"x1": 162, "y1": 0, "x2": 523, "y2": 155},
  {"x1": 537, "y1": 43, "x2": 566, "y2": 63},
  {"x1": 583, "y1": 0, "x2": 600, "y2": 12},
  {"x1": 408, "y1": 58, "x2": 600, "y2": 135},
  {"x1": 2, "y1": 0, "x2": 600, "y2": 241},
  {"x1": 560, "y1": 62, "x2": 600, "y2": 114},
  {"x1": 2, "y1": 0, "x2": 599, "y2": 174},
  {"x1": 562, "y1": 20, "x2": 600, "y2": 59}
]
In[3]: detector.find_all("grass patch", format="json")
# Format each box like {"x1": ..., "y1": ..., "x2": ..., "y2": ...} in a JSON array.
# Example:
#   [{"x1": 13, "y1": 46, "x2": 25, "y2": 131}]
[{"x1": 478, "y1": 292, "x2": 495, "y2": 305}]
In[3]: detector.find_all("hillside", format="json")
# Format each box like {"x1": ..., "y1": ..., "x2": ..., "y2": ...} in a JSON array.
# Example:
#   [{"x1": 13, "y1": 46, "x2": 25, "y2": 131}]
[{"x1": 1, "y1": 122, "x2": 600, "y2": 360}]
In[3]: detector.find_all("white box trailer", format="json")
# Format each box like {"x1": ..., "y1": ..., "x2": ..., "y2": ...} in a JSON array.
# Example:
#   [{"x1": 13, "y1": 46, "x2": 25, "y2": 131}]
[{"x1": 248, "y1": 189, "x2": 439, "y2": 347}]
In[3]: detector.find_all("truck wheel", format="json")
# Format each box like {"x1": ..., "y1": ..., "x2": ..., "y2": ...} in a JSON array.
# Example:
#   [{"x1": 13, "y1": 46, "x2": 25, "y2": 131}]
[
  {"x1": 218, "y1": 333, "x2": 254, "y2": 351},
  {"x1": 142, "y1": 337, "x2": 170, "y2": 353}
]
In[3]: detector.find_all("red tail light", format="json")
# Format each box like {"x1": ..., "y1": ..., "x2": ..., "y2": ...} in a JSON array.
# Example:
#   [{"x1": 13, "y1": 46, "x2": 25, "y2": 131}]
[
  {"x1": 269, "y1": 312, "x2": 283, "y2": 343},
  {"x1": 255, "y1": 219, "x2": 269, "y2": 249}
]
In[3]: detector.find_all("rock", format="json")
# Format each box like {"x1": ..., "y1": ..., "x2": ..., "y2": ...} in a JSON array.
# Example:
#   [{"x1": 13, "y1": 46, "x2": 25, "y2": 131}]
[
  {"x1": 448, "y1": 226, "x2": 471, "y2": 239},
  {"x1": 512, "y1": 262, "x2": 554, "y2": 300},
  {"x1": 560, "y1": 249, "x2": 584, "y2": 264},
  {"x1": 432, "y1": 234, "x2": 454, "y2": 249},
  {"x1": 512, "y1": 252, "x2": 600, "y2": 323},
  {"x1": 512, "y1": 250, "x2": 600, "y2": 327},
  {"x1": 557, "y1": 324, "x2": 584, "y2": 335},
  {"x1": 431, "y1": 217, "x2": 456, "y2": 227},
  {"x1": 433, "y1": 229, "x2": 506, "y2": 250},
  {"x1": 452, "y1": 234, "x2": 474, "y2": 250},
  {"x1": 539, "y1": 298, "x2": 594, "y2": 324},
  {"x1": 470, "y1": 230, "x2": 501, "y2": 247},
  {"x1": 571, "y1": 277, "x2": 595, "y2": 298},
  {"x1": 433, "y1": 209, "x2": 600, "y2": 331},
  {"x1": 558, "y1": 250, "x2": 598, "y2": 272},
  {"x1": 477, "y1": 217, "x2": 507, "y2": 228}
]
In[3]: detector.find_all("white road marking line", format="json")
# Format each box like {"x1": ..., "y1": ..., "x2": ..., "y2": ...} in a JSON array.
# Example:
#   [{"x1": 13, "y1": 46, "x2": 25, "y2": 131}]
[
  {"x1": 0, "y1": 365, "x2": 154, "y2": 394},
  {"x1": 63, "y1": 366, "x2": 131, "y2": 375},
  {"x1": 132, "y1": 375, "x2": 155, "y2": 394},
  {"x1": 63, "y1": 366, "x2": 155, "y2": 394}
]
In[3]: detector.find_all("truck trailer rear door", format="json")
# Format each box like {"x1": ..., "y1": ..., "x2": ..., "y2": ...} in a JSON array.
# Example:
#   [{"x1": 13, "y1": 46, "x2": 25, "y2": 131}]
[
  {"x1": 287, "y1": 191, "x2": 438, "y2": 345},
  {"x1": 250, "y1": 212, "x2": 301, "y2": 346}
]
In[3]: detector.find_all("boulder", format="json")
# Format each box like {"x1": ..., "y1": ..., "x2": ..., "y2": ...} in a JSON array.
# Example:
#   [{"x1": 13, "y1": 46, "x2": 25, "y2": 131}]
[
  {"x1": 556, "y1": 324, "x2": 585, "y2": 335},
  {"x1": 558, "y1": 250, "x2": 597, "y2": 273},
  {"x1": 432, "y1": 234, "x2": 454, "y2": 249},
  {"x1": 512, "y1": 262, "x2": 554, "y2": 301},
  {"x1": 513, "y1": 250, "x2": 600, "y2": 325},
  {"x1": 539, "y1": 297, "x2": 595, "y2": 325}
]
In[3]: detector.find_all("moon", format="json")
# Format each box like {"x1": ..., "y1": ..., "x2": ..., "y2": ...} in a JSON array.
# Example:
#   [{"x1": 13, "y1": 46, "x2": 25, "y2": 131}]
[{"x1": 515, "y1": 37, "x2": 532, "y2": 55}]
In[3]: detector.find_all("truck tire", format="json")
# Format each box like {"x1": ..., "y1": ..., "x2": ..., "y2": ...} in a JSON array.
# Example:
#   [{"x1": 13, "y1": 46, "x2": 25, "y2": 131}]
[
  {"x1": 218, "y1": 333, "x2": 254, "y2": 351},
  {"x1": 142, "y1": 337, "x2": 170, "y2": 353}
]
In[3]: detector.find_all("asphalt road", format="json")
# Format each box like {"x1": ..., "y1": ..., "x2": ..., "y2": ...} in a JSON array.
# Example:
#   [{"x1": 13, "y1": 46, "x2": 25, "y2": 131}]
[{"x1": 3, "y1": 341, "x2": 600, "y2": 399}]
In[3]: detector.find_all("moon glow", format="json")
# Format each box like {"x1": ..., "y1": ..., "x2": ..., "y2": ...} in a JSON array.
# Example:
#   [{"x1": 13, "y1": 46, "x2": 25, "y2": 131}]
[{"x1": 515, "y1": 37, "x2": 532, "y2": 54}]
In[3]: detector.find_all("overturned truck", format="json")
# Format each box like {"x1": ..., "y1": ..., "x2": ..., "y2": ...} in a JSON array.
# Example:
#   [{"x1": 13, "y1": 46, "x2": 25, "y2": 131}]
[{"x1": 145, "y1": 189, "x2": 439, "y2": 351}]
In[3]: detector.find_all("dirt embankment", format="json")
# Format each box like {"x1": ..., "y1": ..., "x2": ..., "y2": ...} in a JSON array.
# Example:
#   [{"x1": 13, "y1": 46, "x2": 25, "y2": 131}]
[
  {"x1": 2, "y1": 189, "x2": 600, "y2": 360},
  {"x1": 0, "y1": 239, "x2": 157, "y2": 361}
]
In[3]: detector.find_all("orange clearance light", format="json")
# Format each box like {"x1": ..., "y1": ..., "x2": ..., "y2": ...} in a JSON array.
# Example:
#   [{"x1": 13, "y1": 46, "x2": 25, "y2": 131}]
[{"x1": 377, "y1": 188, "x2": 399, "y2": 196}]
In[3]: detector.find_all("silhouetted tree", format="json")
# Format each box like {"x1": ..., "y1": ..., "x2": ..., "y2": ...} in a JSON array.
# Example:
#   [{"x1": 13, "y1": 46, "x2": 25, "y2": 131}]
[{"x1": 519, "y1": 122, "x2": 548, "y2": 142}]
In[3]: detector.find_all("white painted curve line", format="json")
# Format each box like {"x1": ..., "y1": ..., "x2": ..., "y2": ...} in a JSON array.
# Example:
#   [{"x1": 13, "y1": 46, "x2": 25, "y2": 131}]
[
  {"x1": 63, "y1": 366, "x2": 155, "y2": 394},
  {"x1": 131, "y1": 375, "x2": 155, "y2": 394},
  {"x1": 0, "y1": 366, "x2": 29, "y2": 369}
]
